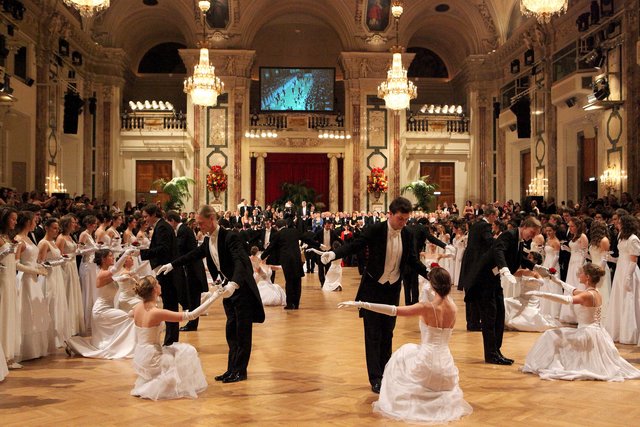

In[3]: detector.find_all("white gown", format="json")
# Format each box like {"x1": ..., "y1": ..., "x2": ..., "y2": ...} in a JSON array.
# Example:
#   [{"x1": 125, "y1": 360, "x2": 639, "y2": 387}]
[
  {"x1": 437, "y1": 233, "x2": 453, "y2": 275},
  {"x1": 60, "y1": 238, "x2": 85, "y2": 336},
  {"x1": 254, "y1": 265, "x2": 287, "y2": 306},
  {"x1": 131, "y1": 323, "x2": 207, "y2": 400},
  {"x1": 373, "y1": 316, "x2": 473, "y2": 424},
  {"x1": 322, "y1": 260, "x2": 342, "y2": 292},
  {"x1": 67, "y1": 280, "x2": 136, "y2": 359},
  {"x1": 452, "y1": 234, "x2": 466, "y2": 288},
  {"x1": 504, "y1": 277, "x2": 561, "y2": 332},
  {"x1": 539, "y1": 244, "x2": 561, "y2": 318},
  {"x1": 523, "y1": 291, "x2": 640, "y2": 381},
  {"x1": 115, "y1": 274, "x2": 143, "y2": 312},
  {"x1": 588, "y1": 244, "x2": 611, "y2": 320},
  {"x1": 558, "y1": 239, "x2": 587, "y2": 324},
  {"x1": 0, "y1": 343, "x2": 7, "y2": 381},
  {"x1": 18, "y1": 238, "x2": 53, "y2": 360},
  {"x1": 79, "y1": 234, "x2": 99, "y2": 332},
  {"x1": 39, "y1": 240, "x2": 72, "y2": 348},
  {"x1": 604, "y1": 234, "x2": 640, "y2": 344},
  {"x1": 0, "y1": 242, "x2": 20, "y2": 363}
]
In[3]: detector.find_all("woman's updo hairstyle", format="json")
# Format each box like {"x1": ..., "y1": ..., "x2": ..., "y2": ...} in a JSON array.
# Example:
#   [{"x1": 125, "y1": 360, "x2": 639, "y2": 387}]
[
  {"x1": 582, "y1": 263, "x2": 605, "y2": 286},
  {"x1": 428, "y1": 267, "x2": 452, "y2": 297},
  {"x1": 134, "y1": 275, "x2": 157, "y2": 301},
  {"x1": 94, "y1": 249, "x2": 111, "y2": 266}
]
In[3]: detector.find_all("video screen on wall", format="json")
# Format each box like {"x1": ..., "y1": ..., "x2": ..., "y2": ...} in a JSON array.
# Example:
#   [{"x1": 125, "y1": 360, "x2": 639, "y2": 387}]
[{"x1": 260, "y1": 67, "x2": 335, "y2": 112}]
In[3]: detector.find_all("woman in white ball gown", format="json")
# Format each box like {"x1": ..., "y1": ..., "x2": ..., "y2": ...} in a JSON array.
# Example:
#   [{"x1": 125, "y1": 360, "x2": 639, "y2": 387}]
[
  {"x1": 0, "y1": 207, "x2": 21, "y2": 369},
  {"x1": 66, "y1": 248, "x2": 137, "y2": 359},
  {"x1": 523, "y1": 263, "x2": 640, "y2": 381},
  {"x1": 78, "y1": 215, "x2": 99, "y2": 332},
  {"x1": 558, "y1": 217, "x2": 588, "y2": 324},
  {"x1": 56, "y1": 215, "x2": 85, "y2": 336},
  {"x1": 308, "y1": 243, "x2": 343, "y2": 292},
  {"x1": 339, "y1": 267, "x2": 472, "y2": 424},
  {"x1": 131, "y1": 275, "x2": 237, "y2": 400},
  {"x1": 588, "y1": 221, "x2": 612, "y2": 319},
  {"x1": 114, "y1": 255, "x2": 146, "y2": 312},
  {"x1": 249, "y1": 247, "x2": 286, "y2": 306},
  {"x1": 539, "y1": 223, "x2": 561, "y2": 318},
  {"x1": 604, "y1": 214, "x2": 640, "y2": 344}
]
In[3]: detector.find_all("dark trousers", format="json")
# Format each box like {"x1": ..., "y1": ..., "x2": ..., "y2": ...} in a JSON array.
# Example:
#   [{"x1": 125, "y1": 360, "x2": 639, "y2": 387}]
[
  {"x1": 283, "y1": 271, "x2": 302, "y2": 307},
  {"x1": 222, "y1": 296, "x2": 254, "y2": 375},
  {"x1": 465, "y1": 300, "x2": 481, "y2": 330},
  {"x1": 158, "y1": 272, "x2": 179, "y2": 346},
  {"x1": 318, "y1": 261, "x2": 330, "y2": 286},
  {"x1": 473, "y1": 286, "x2": 505, "y2": 358},
  {"x1": 401, "y1": 269, "x2": 419, "y2": 305},
  {"x1": 359, "y1": 278, "x2": 401, "y2": 386},
  {"x1": 184, "y1": 270, "x2": 206, "y2": 330},
  {"x1": 306, "y1": 254, "x2": 316, "y2": 273}
]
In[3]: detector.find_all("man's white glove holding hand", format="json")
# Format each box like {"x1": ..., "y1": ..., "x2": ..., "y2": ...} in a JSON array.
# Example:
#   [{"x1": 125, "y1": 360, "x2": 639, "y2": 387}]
[
  {"x1": 157, "y1": 263, "x2": 174, "y2": 275},
  {"x1": 499, "y1": 267, "x2": 517, "y2": 286}
]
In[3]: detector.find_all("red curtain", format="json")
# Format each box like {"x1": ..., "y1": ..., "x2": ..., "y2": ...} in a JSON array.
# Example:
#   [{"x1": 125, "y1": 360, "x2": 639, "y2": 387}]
[{"x1": 264, "y1": 153, "x2": 329, "y2": 207}]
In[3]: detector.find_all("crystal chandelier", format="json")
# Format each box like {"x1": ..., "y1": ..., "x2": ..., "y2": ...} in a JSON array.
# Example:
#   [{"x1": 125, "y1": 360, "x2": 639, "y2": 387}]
[
  {"x1": 62, "y1": 0, "x2": 110, "y2": 18},
  {"x1": 377, "y1": 1, "x2": 416, "y2": 111},
  {"x1": 183, "y1": 1, "x2": 224, "y2": 107},
  {"x1": 520, "y1": 0, "x2": 568, "y2": 24}
]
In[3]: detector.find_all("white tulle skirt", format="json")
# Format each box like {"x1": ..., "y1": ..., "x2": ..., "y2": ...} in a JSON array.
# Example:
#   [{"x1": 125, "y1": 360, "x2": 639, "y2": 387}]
[{"x1": 131, "y1": 342, "x2": 208, "y2": 400}]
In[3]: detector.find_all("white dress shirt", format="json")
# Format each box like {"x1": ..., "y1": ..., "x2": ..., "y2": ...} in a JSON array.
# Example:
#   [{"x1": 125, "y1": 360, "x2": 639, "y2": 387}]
[
  {"x1": 379, "y1": 222, "x2": 403, "y2": 284},
  {"x1": 208, "y1": 227, "x2": 221, "y2": 272},
  {"x1": 264, "y1": 228, "x2": 271, "y2": 248}
]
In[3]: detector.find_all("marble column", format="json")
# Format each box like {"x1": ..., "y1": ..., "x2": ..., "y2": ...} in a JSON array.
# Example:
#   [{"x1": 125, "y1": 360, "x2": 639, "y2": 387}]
[
  {"x1": 328, "y1": 153, "x2": 340, "y2": 212},
  {"x1": 255, "y1": 152, "x2": 267, "y2": 206}
]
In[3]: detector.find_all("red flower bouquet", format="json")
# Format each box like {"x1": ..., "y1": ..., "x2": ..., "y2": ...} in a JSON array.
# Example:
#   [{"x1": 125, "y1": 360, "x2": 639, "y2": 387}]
[
  {"x1": 206, "y1": 165, "x2": 228, "y2": 193},
  {"x1": 549, "y1": 267, "x2": 557, "y2": 274},
  {"x1": 367, "y1": 168, "x2": 388, "y2": 194},
  {"x1": 430, "y1": 262, "x2": 440, "y2": 268}
]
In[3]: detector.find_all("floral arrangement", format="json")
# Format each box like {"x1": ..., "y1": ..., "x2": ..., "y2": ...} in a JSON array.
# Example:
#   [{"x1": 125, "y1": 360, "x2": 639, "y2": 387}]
[
  {"x1": 206, "y1": 165, "x2": 228, "y2": 193},
  {"x1": 549, "y1": 267, "x2": 557, "y2": 275},
  {"x1": 367, "y1": 167, "x2": 388, "y2": 194}
]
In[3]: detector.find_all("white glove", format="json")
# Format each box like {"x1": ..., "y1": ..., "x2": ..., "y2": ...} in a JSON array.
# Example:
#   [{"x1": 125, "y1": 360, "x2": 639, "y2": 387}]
[
  {"x1": 521, "y1": 276, "x2": 544, "y2": 287},
  {"x1": 560, "y1": 244, "x2": 571, "y2": 252},
  {"x1": 445, "y1": 244, "x2": 456, "y2": 255},
  {"x1": 524, "y1": 290, "x2": 573, "y2": 305},
  {"x1": 605, "y1": 253, "x2": 618, "y2": 263},
  {"x1": 499, "y1": 267, "x2": 517, "y2": 286},
  {"x1": 46, "y1": 258, "x2": 67, "y2": 267},
  {"x1": 221, "y1": 281, "x2": 239, "y2": 298},
  {"x1": 549, "y1": 274, "x2": 576, "y2": 295},
  {"x1": 156, "y1": 263, "x2": 174, "y2": 275},
  {"x1": 124, "y1": 248, "x2": 139, "y2": 257},
  {"x1": 533, "y1": 265, "x2": 553, "y2": 278},
  {"x1": 182, "y1": 291, "x2": 223, "y2": 321},
  {"x1": 320, "y1": 251, "x2": 336, "y2": 265},
  {"x1": 305, "y1": 248, "x2": 325, "y2": 256},
  {"x1": 77, "y1": 246, "x2": 97, "y2": 256},
  {"x1": 337, "y1": 301, "x2": 397, "y2": 316},
  {"x1": 16, "y1": 262, "x2": 49, "y2": 276}
]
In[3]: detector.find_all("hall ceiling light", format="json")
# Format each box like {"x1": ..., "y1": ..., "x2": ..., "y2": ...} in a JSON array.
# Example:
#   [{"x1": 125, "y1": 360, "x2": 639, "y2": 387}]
[
  {"x1": 520, "y1": 0, "x2": 568, "y2": 24},
  {"x1": 377, "y1": 1, "x2": 417, "y2": 111},
  {"x1": 184, "y1": 0, "x2": 224, "y2": 107},
  {"x1": 62, "y1": 0, "x2": 110, "y2": 18}
]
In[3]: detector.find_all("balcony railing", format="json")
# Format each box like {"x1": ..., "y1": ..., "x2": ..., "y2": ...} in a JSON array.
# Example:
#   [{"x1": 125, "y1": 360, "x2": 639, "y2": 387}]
[
  {"x1": 250, "y1": 112, "x2": 343, "y2": 131},
  {"x1": 121, "y1": 113, "x2": 187, "y2": 131},
  {"x1": 406, "y1": 115, "x2": 469, "y2": 134}
]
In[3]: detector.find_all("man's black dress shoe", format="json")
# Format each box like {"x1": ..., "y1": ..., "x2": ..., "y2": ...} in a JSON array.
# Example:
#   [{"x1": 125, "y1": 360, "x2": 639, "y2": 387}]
[
  {"x1": 485, "y1": 355, "x2": 512, "y2": 365},
  {"x1": 498, "y1": 352, "x2": 514, "y2": 364},
  {"x1": 222, "y1": 372, "x2": 247, "y2": 383},
  {"x1": 179, "y1": 326, "x2": 197, "y2": 332},
  {"x1": 371, "y1": 381, "x2": 381, "y2": 394},
  {"x1": 214, "y1": 371, "x2": 232, "y2": 381},
  {"x1": 284, "y1": 305, "x2": 295, "y2": 310}
]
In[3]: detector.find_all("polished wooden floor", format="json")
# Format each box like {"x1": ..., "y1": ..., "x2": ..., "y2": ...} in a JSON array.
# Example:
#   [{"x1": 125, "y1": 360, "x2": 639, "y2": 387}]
[{"x1": 2, "y1": 267, "x2": 640, "y2": 426}]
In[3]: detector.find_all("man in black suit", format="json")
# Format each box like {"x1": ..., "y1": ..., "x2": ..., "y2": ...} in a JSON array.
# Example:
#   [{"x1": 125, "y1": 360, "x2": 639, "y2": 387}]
[
  {"x1": 466, "y1": 216, "x2": 539, "y2": 365},
  {"x1": 167, "y1": 211, "x2": 207, "y2": 332},
  {"x1": 261, "y1": 219, "x2": 309, "y2": 309},
  {"x1": 159, "y1": 205, "x2": 264, "y2": 383},
  {"x1": 313, "y1": 220, "x2": 342, "y2": 287},
  {"x1": 403, "y1": 218, "x2": 449, "y2": 305},
  {"x1": 139, "y1": 204, "x2": 179, "y2": 345},
  {"x1": 321, "y1": 197, "x2": 429, "y2": 394},
  {"x1": 458, "y1": 207, "x2": 498, "y2": 331}
]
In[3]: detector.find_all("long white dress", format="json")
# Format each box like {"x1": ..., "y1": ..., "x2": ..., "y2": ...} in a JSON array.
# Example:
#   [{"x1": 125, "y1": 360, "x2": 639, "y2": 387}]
[
  {"x1": 539, "y1": 244, "x2": 561, "y2": 318},
  {"x1": 67, "y1": 280, "x2": 136, "y2": 359},
  {"x1": 588, "y1": 244, "x2": 611, "y2": 319},
  {"x1": 437, "y1": 233, "x2": 453, "y2": 275},
  {"x1": 523, "y1": 291, "x2": 640, "y2": 381},
  {"x1": 115, "y1": 274, "x2": 143, "y2": 312},
  {"x1": 559, "y1": 239, "x2": 587, "y2": 324},
  {"x1": 79, "y1": 234, "x2": 98, "y2": 332},
  {"x1": 373, "y1": 316, "x2": 473, "y2": 424},
  {"x1": 60, "y1": 238, "x2": 85, "y2": 336},
  {"x1": 18, "y1": 239, "x2": 53, "y2": 360},
  {"x1": 0, "y1": 241, "x2": 20, "y2": 363},
  {"x1": 254, "y1": 265, "x2": 287, "y2": 306},
  {"x1": 322, "y1": 260, "x2": 343, "y2": 292},
  {"x1": 604, "y1": 234, "x2": 640, "y2": 344},
  {"x1": 39, "y1": 240, "x2": 72, "y2": 348},
  {"x1": 452, "y1": 234, "x2": 466, "y2": 288},
  {"x1": 131, "y1": 323, "x2": 207, "y2": 400},
  {"x1": 0, "y1": 343, "x2": 7, "y2": 380},
  {"x1": 504, "y1": 277, "x2": 561, "y2": 332}
]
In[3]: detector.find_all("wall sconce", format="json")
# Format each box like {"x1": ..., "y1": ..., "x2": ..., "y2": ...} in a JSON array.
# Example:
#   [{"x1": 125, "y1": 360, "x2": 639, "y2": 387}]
[{"x1": 600, "y1": 164, "x2": 626, "y2": 194}]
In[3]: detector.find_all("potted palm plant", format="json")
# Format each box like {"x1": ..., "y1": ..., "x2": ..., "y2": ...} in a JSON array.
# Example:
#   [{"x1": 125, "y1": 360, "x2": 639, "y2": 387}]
[
  {"x1": 401, "y1": 175, "x2": 438, "y2": 211},
  {"x1": 151, "y1": 176, "x2": 195, "y2": 211}
]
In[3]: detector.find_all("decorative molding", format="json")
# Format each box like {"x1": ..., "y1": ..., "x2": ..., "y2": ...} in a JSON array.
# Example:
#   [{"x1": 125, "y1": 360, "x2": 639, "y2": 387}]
[{"x1": 476, "y1": 0, "x2": 499, "y2": 51}]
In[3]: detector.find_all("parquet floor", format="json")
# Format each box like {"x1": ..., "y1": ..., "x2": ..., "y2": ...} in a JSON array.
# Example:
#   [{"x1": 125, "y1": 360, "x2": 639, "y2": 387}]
[{"x1": 2, "y1": 267, "x2": 640, "y2": 426}]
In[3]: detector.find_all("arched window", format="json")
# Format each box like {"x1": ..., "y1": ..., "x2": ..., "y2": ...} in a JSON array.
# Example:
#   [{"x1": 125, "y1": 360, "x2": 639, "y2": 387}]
[
  {"x1": 406, "y1": 47, "x2": 448, "y2": 78},
  {"x1": 138, "y1": 42, "x2": 187, "y2": 74}
]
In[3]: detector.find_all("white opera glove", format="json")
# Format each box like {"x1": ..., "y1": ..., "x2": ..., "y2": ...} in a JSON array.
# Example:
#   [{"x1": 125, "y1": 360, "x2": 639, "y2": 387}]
[
  {"x1": 321, "y1": 251, "x2": 336, "y2": 265},
  {"x1": 524, "y1": 291, "x2": 573, "y2": 305},
  {"x1": 221, "y1": 282, "x2": 239, "y2": 298},
  {"x1": 560, "y1": 244, "x2": 571, "y2": 252},
  {"x1": 77, "y1": 246, "x2": 96, "y2": 256},
  {"x1": 46, "y1": 258, "x2": 67, "y2": 267},
  {"x1": 337, "y1": 301, "x2": 397, "y2": 316},
  {"x1": 599, "y1": 256, "x2": 608, "y2": 269},
  {"x1": 305, "y1": 248, "x2": 325, "y2": 256},
  {"x1": 182, "y1": 291, "x2": 223, "y2": 321},
  {"x1": 521, "y1": 276, "x2": 544, "y2": 288},
  {"x1": 549, "y1": 274, "x2": 576, "y2": 295},
  {"x1": 108, "y1": 250, "x2": 131, "y2": 273},
  {"x1": 500, "y1": 267, "x2": 517, "y2": 286},
  {"x1": 16, "y1": 262, "x2": 49, "y2": 276},
  {"x1": 625, "y1": 263, "x2": 637, "y2": 292},
  {"x1": 156, "y1": 263, "x2": 174, "y2": 275},
  {"x1": 605, "y1": 252, "x2": 618, "y2": 264}
]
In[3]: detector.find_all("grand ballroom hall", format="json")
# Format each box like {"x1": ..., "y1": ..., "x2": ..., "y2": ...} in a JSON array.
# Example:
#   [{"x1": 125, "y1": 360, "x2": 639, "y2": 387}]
[{"x1": 2, "y1": 0, "x2": 640, "y2": 426}]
